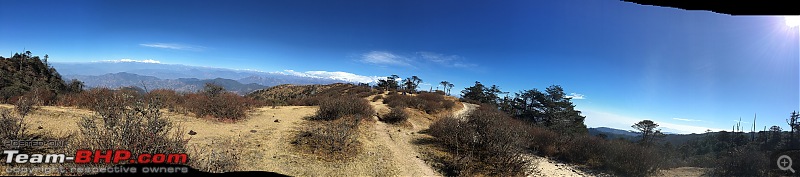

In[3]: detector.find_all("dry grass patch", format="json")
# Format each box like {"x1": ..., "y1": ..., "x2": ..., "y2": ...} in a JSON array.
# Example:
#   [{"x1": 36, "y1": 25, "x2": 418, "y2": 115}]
[
  {"x1": 291, "y1": 115, "x2": 363, "y2": 161},
  {"x1": 188, "y1": 137, "x2": 242, "y2": 173}
]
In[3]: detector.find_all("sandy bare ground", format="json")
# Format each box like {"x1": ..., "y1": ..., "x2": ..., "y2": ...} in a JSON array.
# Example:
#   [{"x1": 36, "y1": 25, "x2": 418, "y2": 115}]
[
  {"x1": 0, "y1": 94, "x2": 467, "y2": 176},
  {"x1": 525, "y1": 155, "x2": 595, "y2": 177},
  {"x1": 453, "y1": 102, "x2": 477, "y2": 118},
  {"x1": 369, "y1": 96, "x2": 440, "y2": 177}
]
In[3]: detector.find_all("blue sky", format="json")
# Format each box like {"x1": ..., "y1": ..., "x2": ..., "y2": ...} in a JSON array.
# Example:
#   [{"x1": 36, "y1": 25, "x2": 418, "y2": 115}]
[{"x1": 1, "y1": 0, "x2": 798, "y2": 134}]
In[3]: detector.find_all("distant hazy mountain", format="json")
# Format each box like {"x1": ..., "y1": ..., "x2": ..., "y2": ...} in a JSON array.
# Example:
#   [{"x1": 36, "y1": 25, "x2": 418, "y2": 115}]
[
  {"x1": 590, "y1": 127, "x2": 640, "y2": 137},
  {"x1": 51, "y1": 61, "x2": 347, "y2": 86},
  {"x1": 589, "y1": 126, "x2": 710, "y2": 146},
  {"x1": 65, "y1": 72, "x2": 268, "y2": 95}
]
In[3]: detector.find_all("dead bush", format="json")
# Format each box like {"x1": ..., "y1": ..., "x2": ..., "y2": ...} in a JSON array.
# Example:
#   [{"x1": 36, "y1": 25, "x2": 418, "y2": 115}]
[
  {"x1": 184, "y1": 92, "x2": 257, "y2": 121},
  {"x1": 442, "y1": 100, "x2": 455, "y2": 110},
  {"x1": 383, "y1": 94, "x2": 419, "y2": 109},
  {"x1": 526, "y1": 126, "x2": 561, "y2": 157},
  {"x1": 426, "y1": 107, "x2": 530, "y2": 176},
  {"x1": 710, "y1": 145, "x2": 769, "y2": 177},
  {"x1": 523, "y1": 123, "x2": 662, "y2": 176},
  {"x1": 58, "y1": 87, "x2": 136, "y2": 111},
  {"x1": 55, "y1": 92, "x2": 81, "y2": 107},
  {"x1": 288, "y1": 96, "x2": 322, "y2": 106},
  {"x1": 0, "y1": 110, "x2": 28, "y2": 145},
  {"x1": 144, "y1": 89, "x2": 186, "y2": 113},
  {"x1": 21, "y1": 87, "x2": 56, "y2": 106},
  {"x1": 383, "y1": 93, "x2": 454, "y2": 114},
  {"x1": 292, "y1": 115, "x2": 361, "y2": 161},
  {"x1": 597, "y1": 140, "x2": 662, "y2": 176},
  {"x1": 349, "y1": 85, "x2": 373, "y2": 95},
  {"x1": 75, "y1": 97, "x2": 188, "y2": 158},
  {"x1": 0, "y1": 109, "x2": 67, "y2": 176},
  {"x1": 57, "y1": 87, "x2": 132, "y2": 109},
  {"x1": 309, "y1": 95, "x2": 374, "y2": 121},
  {"x1": 13, "y1": 96, "x2": 37, "y2": 118},
  {"x1": 380, "y1": 107, "x2": 408, "y2": 124},
  {"x1": 188, "y1": 138, "x2": 241, "y2": 173},
  {"x1": 356, "y1": 91, "x2": 373, "y2": 98},
  {"x1": 558, "y1": 135, "x2": 605, "y2": 166},
  {"x1": 371, "y1": 95, "x2": 384, "y2": 102}
]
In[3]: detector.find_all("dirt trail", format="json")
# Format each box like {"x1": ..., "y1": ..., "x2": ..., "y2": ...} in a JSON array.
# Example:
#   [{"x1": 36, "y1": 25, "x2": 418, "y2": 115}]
[
  {"x1": 524, "y1": 155, "x2": 593, "y2": 177},
  {"x1": 453, "y1": 102, "x2": 477, "y2": 118},
  {"x1": 368, "y1": 96, "x2": 440, "y2": 176}
]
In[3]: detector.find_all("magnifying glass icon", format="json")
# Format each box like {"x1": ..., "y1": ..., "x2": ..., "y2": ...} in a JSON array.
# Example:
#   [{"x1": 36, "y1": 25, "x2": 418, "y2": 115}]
[{"x1": 779, "y1": 155, "x2": 795, "y2": 173}]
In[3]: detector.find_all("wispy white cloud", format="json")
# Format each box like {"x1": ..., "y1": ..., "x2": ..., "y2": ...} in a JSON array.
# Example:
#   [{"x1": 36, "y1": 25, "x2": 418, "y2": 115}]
[
  {"x1": 360, "y1": 51, "x2": 411, "y2": 66},
  {"x1": 139, "y1": 43, "x2": 205, "y2": 51},
  {"x1": 358, "y1": 51, "x2": 478, "y2": 69},
  {"x1": 564, "y1": 93, "x2": 585, "y2": 100},
  {"x1": 418, "y1": 51, "x2": 457, "y2": 63},
  {"x1": 417, "y1": 51, "x2": 477, "y2": 68},
  {"x1": 97, "y1": 58, "x2": 161, "y2": 64},
  {"x1": 673, "y1": 118, "x2": 703, "y2": 122},
  {"x1": 283, "y1": 70, "x2": 383, "y2": 83},
  {"x1": 582, "y1": 109, "x2": 723, "y2": 134}
]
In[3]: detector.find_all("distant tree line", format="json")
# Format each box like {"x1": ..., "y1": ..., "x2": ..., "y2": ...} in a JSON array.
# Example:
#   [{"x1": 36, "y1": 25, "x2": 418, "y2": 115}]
[{"x1": 459, "y1": 81, "x2": 587, "y2": 135}]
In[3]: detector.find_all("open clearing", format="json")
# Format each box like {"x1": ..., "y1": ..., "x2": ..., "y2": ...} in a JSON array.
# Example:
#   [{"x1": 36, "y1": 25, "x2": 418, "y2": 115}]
[
  {"x1": 0, "y1": 98, "x2": 707, "y2": 176},
  {"x1": 0, "y1": 95, "x2": 457, "y2": 176}
]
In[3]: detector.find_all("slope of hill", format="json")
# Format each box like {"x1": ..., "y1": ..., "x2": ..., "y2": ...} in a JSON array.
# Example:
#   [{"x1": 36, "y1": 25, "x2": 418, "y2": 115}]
[
  {"x1": 589, "y1": 127, "x2": 638, "y2": 141},
  {"x1": 66, "y1": 72, "x2": 268, "y2": 95},
  {"x1": 0, "y1": 52, "x2": 77, "y2": 103},
  {"x1": 591, "y1": 127, "x2": 639, "y2": 137},
  {"x1": 246, "y1": 83, "x2": 373, "y2": 104},
  {"x1": 589, "y1": 127, "x2": 720, "y2": 146}
]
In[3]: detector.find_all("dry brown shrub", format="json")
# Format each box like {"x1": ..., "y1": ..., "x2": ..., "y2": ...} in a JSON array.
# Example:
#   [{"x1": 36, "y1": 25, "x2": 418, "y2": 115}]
[
  {"x1": 379, "y1": 107, "x2": 408, "y2": 124},
  {"x1": 383, "y1": 93, "x2": 455, "y2": 114},
  {"x1": 355, "y1": 91, "x2": 373, "y2": 98},
  {"x1": 558, "y1": 135, "x2": 605, "y2": 165},
  {"x1": 596, "y1": 140, "x2": 662, "y2": 176},
  {"x1": 188, "y1": 138, "x2": 241, "y2": 173},
  {"x1": 426, "y1": 107, "x2": 530, "y2": 176},
  {"x1": 526, "y1": 127, "x2": 663, "y2": 177},
  {"x1": 710, "y1": 145, "x2": 769, "y2": 177},
  {"x1": 0, "y1": 110, "x2": 28, "y2": 145},
  {"x1": 20, "y1": 87, "x2": 56, "y2": 106},
  {"x1": 371, "y1": 95, "x2": 384, "y2": 102},
  {"x1": 309, "y1": 95, "x2": 374, "y2": 121},
  {"x1": 74, "y1": 97, "x2": 188, "y2": 157},
  {"x1": 526, "y1": 126, "x2": 561, "y2": 157},
  {"x1": 287, "y1": 96, "x2": 322, "y2": 106},
  {"x1": 184, "y1": 92, "x2": 258, "y2": 121},
  {"x1": 291, "y1": 115, "x2": 362, "y2": 161},
  {"x1": 144, "y1": 89, "x2": 186, "y2": 113}
]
